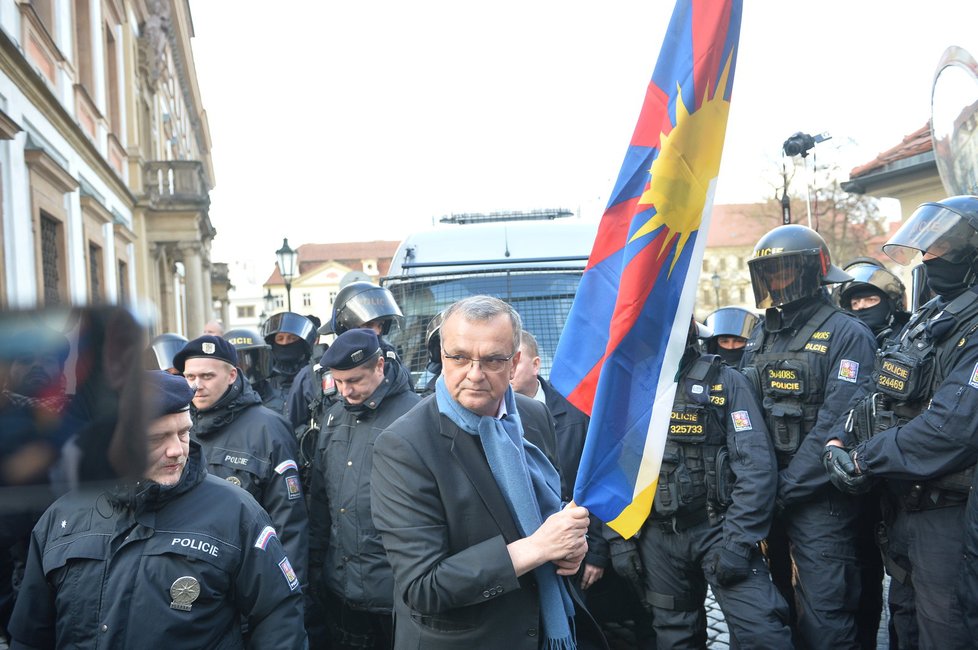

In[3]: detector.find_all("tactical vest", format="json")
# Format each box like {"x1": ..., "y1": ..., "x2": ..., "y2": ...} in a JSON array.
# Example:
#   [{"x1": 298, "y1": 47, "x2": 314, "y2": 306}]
[
  {"x1": 652, "y1": 355, "x2": 735, "y2": 520},
  {"x1": 744, "y1": 303, "x2": 837, "y2": 469},
  {"x1": 850, "y1": 289, "x2": 978, "y2": 503}
]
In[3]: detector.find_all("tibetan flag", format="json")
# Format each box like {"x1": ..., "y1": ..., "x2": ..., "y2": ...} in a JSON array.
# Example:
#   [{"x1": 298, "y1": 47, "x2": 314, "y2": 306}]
[{"x1": 549, "y1": 0, "x2": 742, "y2": 538}]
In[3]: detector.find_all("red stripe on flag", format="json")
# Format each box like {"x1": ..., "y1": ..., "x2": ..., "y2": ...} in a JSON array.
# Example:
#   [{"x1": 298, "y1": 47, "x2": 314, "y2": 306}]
[
  {"x1": 567, "y1": 228, "x2": 674, "y2": 412},
  {"x1": 691, "y1": 1, "x2": 733, "y2": 108},
  {"x1": 629, "y1": 81, "x2": 671, "y2": 148},
  {"x1": 586, "y1": 197, "x2": 642, "y2": 271}
]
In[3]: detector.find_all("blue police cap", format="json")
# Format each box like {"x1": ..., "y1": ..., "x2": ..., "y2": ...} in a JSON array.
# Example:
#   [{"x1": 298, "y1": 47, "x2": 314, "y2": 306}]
[
  {"x1": 321, "y1": 328, "x2": 382, "y2": 371},
  {"x1": 145, "y1": 370, "x2": 195, "y2": 418},
  {"x1": 171, "y1": 335, "x2": 238, "y2": 373}
]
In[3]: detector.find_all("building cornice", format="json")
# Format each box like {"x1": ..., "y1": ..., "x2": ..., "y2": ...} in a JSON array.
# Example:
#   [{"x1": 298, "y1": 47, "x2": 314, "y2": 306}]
[{"x1": 0, "y1": 28, "x2": 135, "y2": 205}]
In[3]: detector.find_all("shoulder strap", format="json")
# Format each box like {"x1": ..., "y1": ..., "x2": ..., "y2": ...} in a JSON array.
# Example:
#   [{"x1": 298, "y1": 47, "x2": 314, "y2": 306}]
[{"x1": 787, "y1": 302, "x2": 838, "y2": 351}]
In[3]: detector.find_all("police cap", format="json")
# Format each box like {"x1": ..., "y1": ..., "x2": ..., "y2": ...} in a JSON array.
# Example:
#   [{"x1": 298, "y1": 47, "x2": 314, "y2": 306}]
[
  {"x1": 172, "y1": 335, "x2": 238, "y2": 373},
  {"x1": 320, "y1": 328, "x2": 382, "y2": 371},
  {"x1": 145, "y1": 370, "x2": 196, "y2": 418}
]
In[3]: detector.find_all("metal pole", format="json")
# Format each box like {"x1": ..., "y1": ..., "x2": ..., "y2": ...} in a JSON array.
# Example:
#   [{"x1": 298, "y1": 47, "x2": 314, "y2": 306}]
[{"x1": 285, "y1": 281, "x2": 292, "y2": 312}]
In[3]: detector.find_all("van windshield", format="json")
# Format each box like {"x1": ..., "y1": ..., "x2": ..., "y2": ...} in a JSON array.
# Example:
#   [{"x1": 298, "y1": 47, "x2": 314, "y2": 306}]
[{"x1": 384, "y1": 269, "x2": 583, "y2": 387}]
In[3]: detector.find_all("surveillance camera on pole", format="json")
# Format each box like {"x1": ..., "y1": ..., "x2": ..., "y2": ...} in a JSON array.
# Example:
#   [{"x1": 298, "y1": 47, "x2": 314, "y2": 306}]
[{"x1": 780, "y1": 131, "x2": 832, "y2": 227}]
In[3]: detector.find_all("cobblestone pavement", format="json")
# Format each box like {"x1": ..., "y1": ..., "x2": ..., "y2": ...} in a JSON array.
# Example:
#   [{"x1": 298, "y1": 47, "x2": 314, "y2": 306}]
[{"x1": 605, "y1": 576, "x2": 893, "y2": 649}]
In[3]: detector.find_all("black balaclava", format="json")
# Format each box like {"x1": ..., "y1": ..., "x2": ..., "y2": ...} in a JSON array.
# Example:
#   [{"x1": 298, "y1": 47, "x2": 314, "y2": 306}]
[
  {"x1": 852, "y1": 301, "x2": 892, "y2": 334},
  {"x1": 271, "y1": 340, "x2": 308, "y2": 375},
  {"x1": 715, "y1": 345, "x2": 745, "y2": 366},
  {"x1": 923, "y1": 256, "x2": 976, "y2": 299}
]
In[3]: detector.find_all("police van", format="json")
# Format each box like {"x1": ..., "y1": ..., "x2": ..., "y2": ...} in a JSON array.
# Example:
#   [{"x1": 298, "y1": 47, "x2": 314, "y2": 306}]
[{"x1": 381, "y1": 210, "x2": 598, "y2": 387}]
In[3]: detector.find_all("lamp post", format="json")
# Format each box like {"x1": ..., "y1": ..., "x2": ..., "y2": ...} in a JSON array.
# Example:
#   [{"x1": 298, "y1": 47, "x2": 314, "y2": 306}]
[
  {"x1": 711, "y1": 271, "x2": 721, "y2": 309},
  {"x1": 275, "y1": 238, "x2": 298, "y2": 312}
]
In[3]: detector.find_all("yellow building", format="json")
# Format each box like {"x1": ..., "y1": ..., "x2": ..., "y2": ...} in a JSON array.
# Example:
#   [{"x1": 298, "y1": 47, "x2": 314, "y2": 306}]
[{"x1": 0, "y1": 0, "x2": 217, "y2": 335}]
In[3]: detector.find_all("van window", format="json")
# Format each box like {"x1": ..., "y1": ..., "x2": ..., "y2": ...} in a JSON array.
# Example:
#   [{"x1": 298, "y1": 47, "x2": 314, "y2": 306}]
[{"x1": 385, "y1": 269, "x2": 583, "y2": 386}]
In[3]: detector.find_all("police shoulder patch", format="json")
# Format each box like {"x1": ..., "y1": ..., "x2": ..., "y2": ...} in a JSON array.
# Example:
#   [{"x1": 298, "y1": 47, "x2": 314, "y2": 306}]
[
  {"x1": 731, "y1": 410, "x2": 752, "y2": 432},
  {"x1": 254, "y1": 525, "x2": 278, "y2": 550},
  {"x1": 838, "y1": 359, "x2": 859, "y2": 383},
  {"x1": 278, "y1": 557, "x2": 300, "y2": 591},
  {"x1": 274, "y1": 459, "x2": 299, "y2": 475},
  {"x1": 969, "y1": 362, "x2": 978, "y2": 389},
  {"x1": 285, "y1": 475, "x2": 302, "y2": 500}
]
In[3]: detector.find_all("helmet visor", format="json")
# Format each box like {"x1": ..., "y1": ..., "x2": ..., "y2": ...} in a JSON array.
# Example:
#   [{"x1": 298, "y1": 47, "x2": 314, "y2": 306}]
[
  {"x1": 883, "y1": 203, "x2": 978, "y2": 265},
  {"x1": 705, "y1": 308, "x2": 758, "y2": 339},
  {"x1": 335, "y1": 288, "x2": 404, "y2": 335},
  {"x1": 237, "y1": 347, "x2": 271, "y2": 385},
  {"x1": 748, "y1": 252, "x2": 820, "y2": 309},
  {"x1": 839, "y1": 263, "x2": 905, "y2": 307}
]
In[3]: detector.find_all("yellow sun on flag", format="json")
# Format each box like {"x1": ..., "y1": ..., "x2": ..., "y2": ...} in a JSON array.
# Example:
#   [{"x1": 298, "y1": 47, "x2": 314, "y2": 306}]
[{"x1": 629, "y1": 50, "x2": 736, "y2": 274}]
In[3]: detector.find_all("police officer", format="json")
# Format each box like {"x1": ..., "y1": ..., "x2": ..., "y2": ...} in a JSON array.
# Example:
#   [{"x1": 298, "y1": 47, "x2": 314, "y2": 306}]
[
  {"x1": 7, "y1": 371, "x2": 307, "y2": 648},
  {"x1": 285, "y1": 283, "x2": 407, "y2": 482},
  {"x1": 835, "y1": 258, "x2": 911, "y2": 649},
  {"x1": 174, "y1": 336, "x2": 309, "y2": 588},
  {"x1": 308, "y1": 329, "x2": 420, "y2": 649},
  {"x1": 146, "y1": 332, "x2": 189, "y2": 374},
  {"x1": 261, "y1": 311, "x2": 318, "y2": 413},
  {"x1": 636, "y1": 319, "x2": 791, "y2": 647},
  {"x1": 837, "y1": 258, "x2": 910, "y2": 344},
  {"x1": 823, "y1": 195, "x2": 978, "y2": 650},
  {"x1": 741, "y1": 224, "x2": 877, "y2": 649},
  {"x1": 703, "y1": 306, "x2": 759, "y2": 368}
]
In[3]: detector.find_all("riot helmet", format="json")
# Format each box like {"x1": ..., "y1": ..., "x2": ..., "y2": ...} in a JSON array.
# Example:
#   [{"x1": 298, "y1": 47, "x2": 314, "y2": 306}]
[
  {"x1": 426, "y1": 309, "x2": 446, "y2": 365},
  {"x1": 747, "y1": 225, "x2": 850, "y2": 309},
  {"x1": 882, "y1": 196, "x2": 978, "y2": 298},
  {"x1": 837, "y1": 258, "x2": 907, "y2": 310},
  {"x1": 261, "y1": 312, "x2": 317, "y2": 354},
  {"x1": 330, "y1": 282, "x2": 403, "y2": 336},
  {"x1": 146, "y1": 332, "x2": 188, "y2": 373},
  {"x1": 703, "y1": 307, "x2": 758, "y2": 365},
  {"x1": 224, "y1": 327, "x2": 271, "y2": 387}
]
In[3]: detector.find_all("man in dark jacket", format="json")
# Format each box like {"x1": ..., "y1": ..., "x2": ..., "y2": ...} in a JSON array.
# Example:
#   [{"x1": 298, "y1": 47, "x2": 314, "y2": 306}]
[
  {"x1": 7, "y1": 371, "x2": 306, "y2": 649},
  {"x1": 174, "y1": 335, "x2": 309, "y2": 587},
  {"x1": 308, "y1": 328, "x2": 420, "y2": 649},
  {"x1": 371, "y1": 296, "x2": 605, "y2": 650}
]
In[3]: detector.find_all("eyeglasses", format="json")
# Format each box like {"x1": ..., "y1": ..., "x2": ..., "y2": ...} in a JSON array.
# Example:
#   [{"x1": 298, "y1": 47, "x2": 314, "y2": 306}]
[{"x1": 442, "y1": 352, "x2": 515, "y2": 373}]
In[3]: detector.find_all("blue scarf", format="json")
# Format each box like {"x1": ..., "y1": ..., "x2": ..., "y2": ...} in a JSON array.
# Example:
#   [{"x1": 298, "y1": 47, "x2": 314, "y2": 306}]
[{"x1": 435, "y1": 377, "x2": 576, "y2": 649}]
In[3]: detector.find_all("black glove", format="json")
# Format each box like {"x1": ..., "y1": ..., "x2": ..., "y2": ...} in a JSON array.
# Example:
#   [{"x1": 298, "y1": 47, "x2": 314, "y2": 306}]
[
  {"x1": 712, "y1": 543, "x2": 753, "y2": 587},
  {"x1": 822, "y1": 444, "x2": 872, "y2": 494}
]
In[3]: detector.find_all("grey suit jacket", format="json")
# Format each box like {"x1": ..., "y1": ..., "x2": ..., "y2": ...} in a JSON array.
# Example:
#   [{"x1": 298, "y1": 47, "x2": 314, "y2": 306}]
[{"x1": 370, "y1": 393, "x2": 562, "y2": 649}]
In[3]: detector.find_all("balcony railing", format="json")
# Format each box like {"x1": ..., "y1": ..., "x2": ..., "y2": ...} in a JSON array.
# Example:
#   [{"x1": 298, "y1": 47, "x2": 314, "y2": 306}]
[{"x1": 143, "y1": 160, "x2": 208, "y2": 206}]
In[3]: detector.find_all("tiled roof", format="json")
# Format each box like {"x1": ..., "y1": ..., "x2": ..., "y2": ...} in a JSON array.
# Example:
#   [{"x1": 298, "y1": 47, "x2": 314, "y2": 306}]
[
  {"x1": 705, "y1": 203, "x2": 783, "y2": 247},
  {"x1": 849, "y1": 124, "x2": 933, "y2": 179},
  {"x1": 264, "y1": 240, "x2": 401, "y2": 285}
]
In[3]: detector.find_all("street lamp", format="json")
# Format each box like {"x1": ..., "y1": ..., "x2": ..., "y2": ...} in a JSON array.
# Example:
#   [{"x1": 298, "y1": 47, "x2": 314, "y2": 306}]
[
  {"x1": 263, "y1": 288, "x2": 275, "y2": 314},
  {"x1": 275, "y1": 238, "x2": 298, "y2": 312},
  {"x1": 711, "y1": 271, "x2": 721, "y2": 309}
]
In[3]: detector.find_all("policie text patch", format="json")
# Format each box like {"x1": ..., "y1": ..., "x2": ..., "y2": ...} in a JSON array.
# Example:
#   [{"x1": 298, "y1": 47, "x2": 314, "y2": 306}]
[{"x1": 969, "y1": 362, "x2": 978, "y2": 389}]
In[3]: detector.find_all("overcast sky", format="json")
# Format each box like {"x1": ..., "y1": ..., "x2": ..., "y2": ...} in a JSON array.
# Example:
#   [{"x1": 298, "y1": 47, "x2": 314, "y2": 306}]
[{"x1": 188, "y1": 1, "x2": 978, "y2": 269}]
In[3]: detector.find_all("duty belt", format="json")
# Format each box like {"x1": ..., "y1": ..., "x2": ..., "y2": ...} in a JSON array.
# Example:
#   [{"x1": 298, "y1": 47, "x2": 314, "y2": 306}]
[{"x1": 652, "y1": 506, "x2": 711, "y2": 534}]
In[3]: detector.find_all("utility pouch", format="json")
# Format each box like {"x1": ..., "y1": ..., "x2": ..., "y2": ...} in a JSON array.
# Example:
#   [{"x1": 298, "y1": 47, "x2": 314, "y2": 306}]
[
  {"x1": 653, "y1": 449, "x2": 681, "y2": 518},
  {"x1": 873, "y1": 349, "x2": 932, "y2": 403},
  {"x1": 709, "y1": 446, "x2": 734, "y2": 510},
  {"x1": 764, "y1": 397, "x2": 804, "y2": 457}
]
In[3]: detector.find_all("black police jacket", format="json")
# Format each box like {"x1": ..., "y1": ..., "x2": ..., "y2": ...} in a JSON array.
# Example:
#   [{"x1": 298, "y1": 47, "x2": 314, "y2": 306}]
[
  {"x1": 856, "y1": 291, "x2": 978, "y2": 483},
  {"x1": 191, "y1": 375, "x2": 309, "y2": 586},
  {"x1": 7, "y1": 442, "x2": 306, "y2": 649},
  {"x1": 308, "y1": 360, "x2": 421, "y2": 611},
  {"x1": 742, "y1": 296, "x2": 877, "y2": 506}
]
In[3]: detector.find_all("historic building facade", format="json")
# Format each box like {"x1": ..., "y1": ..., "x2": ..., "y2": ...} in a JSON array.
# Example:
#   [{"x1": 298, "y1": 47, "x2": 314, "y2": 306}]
[{"x1": 0, "y1": 0, "x2": 219, "y2": 335}]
